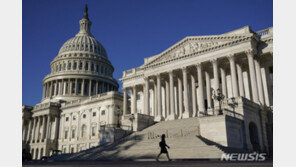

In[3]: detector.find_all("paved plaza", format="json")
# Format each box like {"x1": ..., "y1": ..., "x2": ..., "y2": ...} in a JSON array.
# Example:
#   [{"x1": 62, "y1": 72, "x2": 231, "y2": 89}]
[{"x1": 23, "y1": 160, "x2": 273, "y2": 167}]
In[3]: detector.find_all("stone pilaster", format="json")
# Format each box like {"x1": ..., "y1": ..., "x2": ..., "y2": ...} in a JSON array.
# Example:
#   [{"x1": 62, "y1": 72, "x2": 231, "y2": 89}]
[
  {"x1": 155, "y1": 74, "x2": 163, "y2": 121},
  {"x1": 191, "y1": 74, "x2": 197, "y2": 117},
  {"x1": 168, "y1": 71, "x2": 177, "y2": 120},
  {"x1": 246, "y1": 50, "x2": 259, "y2": 103},
  {"x1": 197, "y1": 63, "x2": 205, "y2": 115},
  {"x1": 228, "y1": 54, "x2": 239, "y2": 97},
  {"x1": 182, "y1": 67, "x2": 190, "y2": 118},
  {"x1": 236, "y1": 63, "x2": 245, "y2": 97}
]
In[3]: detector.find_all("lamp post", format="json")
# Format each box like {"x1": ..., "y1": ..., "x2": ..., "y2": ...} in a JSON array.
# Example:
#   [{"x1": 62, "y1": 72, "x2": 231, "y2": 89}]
[
  {"x1": 115, "y1": 109, "x2": 122, "y2": 128},
  {"x1": 212, "y1": 88, "x2": 225, "y2": 115},
  {"x1": 129, "y1": 114, "x2": 135, "y2": 131}
]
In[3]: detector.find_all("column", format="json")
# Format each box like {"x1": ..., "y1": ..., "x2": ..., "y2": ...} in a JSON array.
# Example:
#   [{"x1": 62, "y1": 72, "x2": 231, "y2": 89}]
[
  {"x1": 54, "y1": 116, "x2": 59, "y2": 140},
  {"x1": 236, "y1": 63, "x2": 245, "y2": 97},
  {"x1": 41, "y1": 116, "x2": 46, "y2": 141},
  {"x1": 178, "y1": 76, "x2": 183, "y2": 118},
  {"x1": 81, "y1": 79, "x2": 85, "y2": 96},
  {"x1": 197, "y1": 63, "x2": 205, "y2": 115},
  {"x1": 35, "y1": 117, "x2": 40, "y2": 142},
  {"x1": 191, "y1": 74, "x2": 197, "y2": 117},
  {"x1": 54, "y1": 80, "x2": 58, "y2": 96},
  {"x1": 205, "y1": 71, "x2": 212, "y2": 110},
  {"x1": 261, "y1": 66, "x2": 271, "y2": 106},
  {"x1": 156, "y1": 74, "x2": 163, "y2": 121},
  {"x1": 45, "y1": 115, "x2": 50, "y2": 139},
  {"x1": 255, "y1": 57, "x2": 265, "y2": 105},
  {"x1": 123, "y1": 88, "x2": 128, "y2": 115},
  {"x1": 165, "y1": 80, "x2": 170, "y2": 119},
  {"x1": 168, "y1": 71, "x2": 176, "y2": 120},
  {"x1": 75, "y1": 79, "x2": 78, "y2": 95},
  {"x1": 220, "y1": 67, "x2": 227, "y2": 98},
  {"x1": 30, "y1": 118, "x2": 36, "y2": 142},
  {"x1": 68, "y1": 79, "x2": 72, "y2": 95},
  {"x1": 228, "y1": 54, "x2": 239, "y2": 97},
  {"x1": 42, "y1": 84, "x2": 46, "y2": 99},
  {"x1": 212, "y1": 59, "x2": 220, "y2": 91},
  {"x1": 61, "y1": 79, "x2": 64, "y2": 95},
  {"x1": 63, "y1": 80, "x2": 67, "y2": 95},
  {"x1": 153, "y1": 80, "x2": 157, "y2": 117},
  {"x1": 144, "y1": 77, "x2": 150, "y2": 115},
  {"x1": 26, "y1": 120, "x2": 32, "y2": 142},
  {"x1": 132, "y1": 86, "x2": 137, "y2": 114},
  {"x1": 49, "y1": 81, "x2": 53, "y2": 97},
  {"x1": 246, "y1": 50, "x2": 259, "y2": 102},
  {"x1": 96, "y1": 81, "x2": 98, "y2": 95},
  {"x1": 89, "y1": 79, "x2": 92, "y2": 96},
  {"x1": 59, "y1": 115, "x2": 63, "y2": 140},
  {"x1": 182, "y1": 67, "x2": 190, "y2": 118}
]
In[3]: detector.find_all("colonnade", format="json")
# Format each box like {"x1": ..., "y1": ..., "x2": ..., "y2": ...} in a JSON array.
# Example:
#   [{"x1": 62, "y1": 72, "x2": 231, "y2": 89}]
[
  {"x1": 122, "y1": 50, "x2": 273, "y2": 120},
  {"x1": 42, "y1": 79, "x2": 117, "y2": 99},
  {"x1": 22, "y1": 115, "x2": 59, "y2": 143}
]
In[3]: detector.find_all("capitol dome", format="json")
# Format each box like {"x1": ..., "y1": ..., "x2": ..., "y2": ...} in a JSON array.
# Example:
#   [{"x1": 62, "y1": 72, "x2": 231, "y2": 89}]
[{"x1": 41, "y1": 5, "x2": 119, "y2": 103}]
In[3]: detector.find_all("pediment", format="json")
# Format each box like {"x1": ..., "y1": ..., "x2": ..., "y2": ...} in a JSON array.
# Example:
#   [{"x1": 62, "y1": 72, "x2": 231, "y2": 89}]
[{"x1": 144, "y1": 34, "x2": 249, "y2": 67}]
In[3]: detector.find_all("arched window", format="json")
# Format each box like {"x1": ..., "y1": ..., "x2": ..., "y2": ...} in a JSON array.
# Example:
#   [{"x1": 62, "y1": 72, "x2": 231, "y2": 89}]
[
  {"x1": 79, "y1": 62, "x2": 82, "y2": 70},
  {"x1": 73, "y1": 61, "x2": 77, "y2": 70},
  {"x1": 85, "y1": 62, "x2": 89, "y2": 71},
  {"x1": 81, "y1": 125, "x2": 86, "y2": 138},
  {"x1": 68, "y1": 62, "x2": 71, "y2": 70},
  {"x1": 91, "y1": 63, "x2": 94, "y2": 71},
  {"x1": 72, "y1": 129, "x2": 76, "y2": 139}
]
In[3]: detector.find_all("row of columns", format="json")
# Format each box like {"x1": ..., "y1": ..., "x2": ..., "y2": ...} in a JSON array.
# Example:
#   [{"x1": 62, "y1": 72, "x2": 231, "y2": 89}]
[
  {"x1": 42, "y1": 79, "x2": 117, "y2": 99},
  {"x1": 122, "y1": 50, "x2": 272, "y2": 120},
  {"x1": 23, "y1": 115, "x2": 59, "y2": 143}
]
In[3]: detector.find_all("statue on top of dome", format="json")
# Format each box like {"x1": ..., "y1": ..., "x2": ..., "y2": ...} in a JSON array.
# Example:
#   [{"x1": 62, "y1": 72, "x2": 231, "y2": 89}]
[{"x1": 84, "y1": 4, "x2": 89, "y2": 20}]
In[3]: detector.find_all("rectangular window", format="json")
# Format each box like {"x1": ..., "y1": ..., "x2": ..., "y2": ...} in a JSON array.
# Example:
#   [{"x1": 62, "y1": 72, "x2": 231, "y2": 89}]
[
  {"x1": 93, "y1": 112, "x2": 96, "y2": 117},
  {"x1": 92, "y1": 127, "x2": 96, "y2": 136},
  {"x1": 72, "y1": 129, "x2": 75, "y2": 138},
  {"x1": 66, "y1": 117, "x2": 69, "y2": 122},
  {"x1": 101, "y1": 110, "x2": 105, "y2": 115},
  {"x1": 64, "y1": 130, "x2": 68, "y2": 139}
]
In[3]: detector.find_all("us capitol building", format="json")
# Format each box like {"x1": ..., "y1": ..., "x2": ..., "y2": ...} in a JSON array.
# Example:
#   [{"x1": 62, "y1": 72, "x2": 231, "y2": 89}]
[{"x1": 22, "y1": 5, "x2": 273, "y2": 160}]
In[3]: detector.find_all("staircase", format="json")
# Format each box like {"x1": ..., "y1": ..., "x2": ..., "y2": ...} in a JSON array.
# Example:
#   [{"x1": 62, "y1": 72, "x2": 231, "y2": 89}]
[{"x1": 49, "y1": 117, "x2": 246, "y2": 161}]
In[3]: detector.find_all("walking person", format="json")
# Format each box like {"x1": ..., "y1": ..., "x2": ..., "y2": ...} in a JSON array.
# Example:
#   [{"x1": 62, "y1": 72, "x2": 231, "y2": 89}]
[{"x1": 156, "y1": 134, "x2": 172, "y2": 161}]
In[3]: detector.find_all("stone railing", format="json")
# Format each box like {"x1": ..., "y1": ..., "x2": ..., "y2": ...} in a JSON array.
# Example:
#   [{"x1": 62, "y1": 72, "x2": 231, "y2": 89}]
[
  {"x1": 123, "y1": 67, "x2": 144, "y2": 77},
  {"x1": 34, "y1": 102, "x2": 60, "y2": 110},
  {"x1": 61, "y1": 91, "x2": 123, "y2": 108},
  {"x1": 256, "y1": 27, "x2": 273, "y2": 38},
  {"x1": 44, "y1": 70, "x2": 115, "y2": 80}
]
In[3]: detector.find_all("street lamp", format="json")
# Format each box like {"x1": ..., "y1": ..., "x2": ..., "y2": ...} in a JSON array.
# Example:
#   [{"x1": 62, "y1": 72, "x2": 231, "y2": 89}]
[
  {"x1": 212, "y1": 88, "x2": 225, "y2": 115},
  {"x1": 129, "y1": 114, "x2": 135, "y2": 131},
  {"x1": 115, "y1": 109, "x2": 122, "y2": 128}
]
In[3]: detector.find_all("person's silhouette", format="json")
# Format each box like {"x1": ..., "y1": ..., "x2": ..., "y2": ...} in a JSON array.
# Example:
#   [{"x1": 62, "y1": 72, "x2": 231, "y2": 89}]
[{"x1": 156, "y1": 134, "x2": 172, "y2": 161}]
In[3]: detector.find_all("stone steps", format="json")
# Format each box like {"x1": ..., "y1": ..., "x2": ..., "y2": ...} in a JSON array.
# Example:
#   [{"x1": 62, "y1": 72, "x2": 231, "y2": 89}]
[{"x1": 48, "y1": 117, "x2": 247, "y2": 161}]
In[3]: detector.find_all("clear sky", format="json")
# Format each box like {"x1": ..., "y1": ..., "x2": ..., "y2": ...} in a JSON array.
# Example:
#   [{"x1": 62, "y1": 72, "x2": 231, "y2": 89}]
[{"x1": 23, "y1": 0, "x2": 273, "y2": 106}]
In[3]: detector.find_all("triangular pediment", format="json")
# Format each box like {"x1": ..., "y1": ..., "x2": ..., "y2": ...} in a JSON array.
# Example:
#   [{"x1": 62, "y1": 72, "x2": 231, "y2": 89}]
[{"x1": 144, "y1": 34, "x2": 250, "y2": 67}]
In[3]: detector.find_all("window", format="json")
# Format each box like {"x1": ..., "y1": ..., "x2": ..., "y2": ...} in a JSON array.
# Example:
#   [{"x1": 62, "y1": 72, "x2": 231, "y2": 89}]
[
  {"x1": 72, "y1": 129, "x2": 75, "y2": 138},
  {"x1": 64, "y1": 130, "x2": 68, "y2": 139},
  {"x1": 96, "y1": 65, "x2": 99, "y2": 72},
  {"x1": 73, "y1": 62, "x2": 77, "y2": 70},
  {"x1": 101, "y1": 110, "x2": 105, "y2": 115},
  {"x1": 92, "y1": 127, "x2": 96, "y2": 136},
  {"x1": 81, "y1": 125, "x2": 86, "y2": 137},
  {"x1": 93, "y1": 112, "x2": 96, "y2": 117},
  {"x1": 83, "y1": 114, "x2": 86, "y2": 119},
  {"x1": 79, "y1": 62, "x2": 82, "y2": 70},
  {"x1": 91, "y1": 63, "x2": 94, "y2": 71},
  {"x1": 68, "y1": 62, "x2": 71, "y2": 70},
  {"x1": 73, "y1": 116, "x2": 76, "y2": 121},
  {"x1": 63, "y1": 63, "x2": 66, "y2": 70},
  {"x1": 85, "y1": 62, "x2": 88, "y2": 70},
  {"x1": 66, "y1": 117, "x2": 69, "y2": 122},
  {"x1": 136, "y1": 94, "x2": 140, "y2": 100}
]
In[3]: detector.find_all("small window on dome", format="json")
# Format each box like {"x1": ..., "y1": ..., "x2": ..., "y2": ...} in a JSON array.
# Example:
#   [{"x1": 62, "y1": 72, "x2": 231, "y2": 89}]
[
  {"x1": 85, "y1": 62, "x2": 89, "y2": 71},
  {"x1": 79, "y1": 62, "x2": 82, "y2": 70},
  {"x1": 68, "y1": 62, "x2": 71, "y2": 70},
  {"x1": 73, "y1": 62, "x2": 77, "y2": 70},
  {"x1": 91, "y1": 63, "x2": 94, "y2": 71}
]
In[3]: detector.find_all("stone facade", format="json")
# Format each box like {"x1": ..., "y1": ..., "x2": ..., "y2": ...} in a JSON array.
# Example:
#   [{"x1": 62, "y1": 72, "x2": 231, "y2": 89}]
[
  {"x1": 23, "y1": 4, "x2": 273, "y2": 160},
  {"x1": 22, "y1": 5, "x2": 125, "y2": 160},
  {"x1": 120, "y1": 25, "x2": 273, "y2": 153}
]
